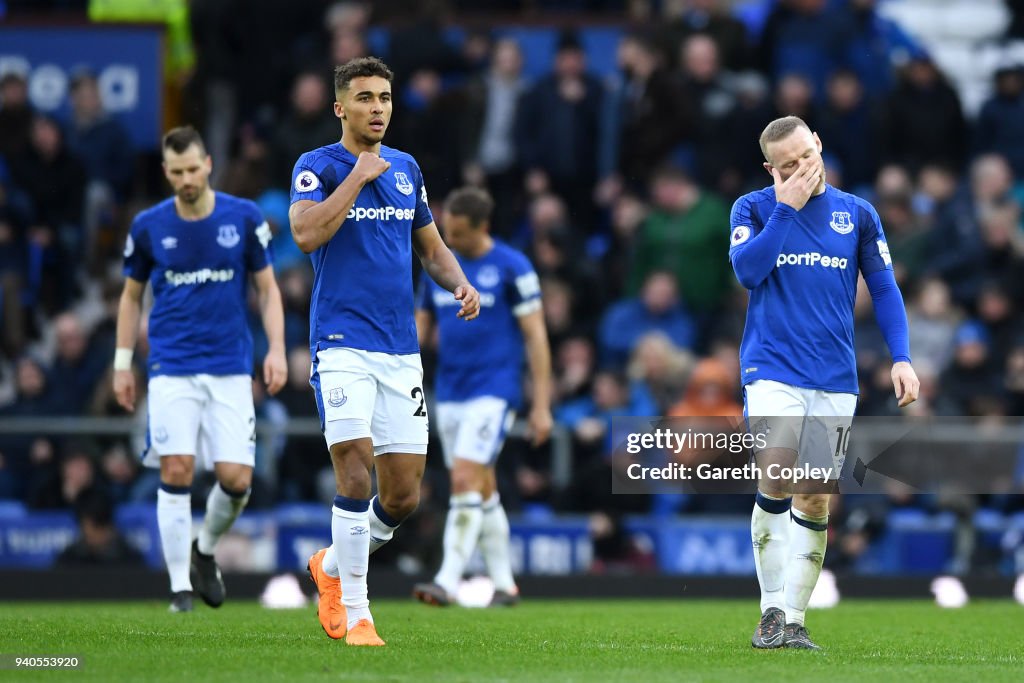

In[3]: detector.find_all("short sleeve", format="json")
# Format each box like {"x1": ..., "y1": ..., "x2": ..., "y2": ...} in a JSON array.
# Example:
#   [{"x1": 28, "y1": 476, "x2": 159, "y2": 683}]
[
  {"x1": 122, "y1": 216, "x2": 153, "y2": 282},
  {"x1": 290, "y1": 153, "x2": 328, "y2": 204},
  {"x1": 415, "y1": 270, "x2": 435, "y2": 314},
  {"x1": 412, "y1": 164, "x2": 434, "y2": 230},
  {"x1": 508, "y1": 252, "x2": 542, "y2": 317},
  {"x1": 245, "y1": 202, "x2": 273, "y2": 272},
  {"x1": 857, "y1": 200, "x2": 893, "y2": 277},
  {"x1": 728, "y1": 194, "x2": 763, "y2": 260}
]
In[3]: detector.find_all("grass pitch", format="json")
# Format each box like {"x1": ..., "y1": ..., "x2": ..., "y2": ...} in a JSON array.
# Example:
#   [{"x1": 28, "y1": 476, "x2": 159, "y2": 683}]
[{"x1": 1, "y1": 599, "x2": 1021, "y2": 682}]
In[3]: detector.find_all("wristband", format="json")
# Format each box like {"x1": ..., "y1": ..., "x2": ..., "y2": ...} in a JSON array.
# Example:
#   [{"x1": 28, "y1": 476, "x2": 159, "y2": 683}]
[{"x1": 113, "y1": 348, "x2": 134, "y2": 371}]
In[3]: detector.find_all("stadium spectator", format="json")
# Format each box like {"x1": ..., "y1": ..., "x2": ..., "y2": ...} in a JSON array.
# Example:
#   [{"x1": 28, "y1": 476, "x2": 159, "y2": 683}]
[
  {"x1": 627, "y1": 332, "x2": 692, "y2": 413},
  {"x1": 516, "y1": 30, "x2": 604, "y2": 230},
  {"x1": 974, "y1": 61, "x2": 1024, "y2": 177},
  {"x1": 388, "y1": 68, "x2": 464, "y2": 200},
  {"x1": 0, "y1": 70, "x2": 33, "y2": 161},
  {"x1": 757, "y1": 0, "x2": 850, "y2": 100},
  {"x1": 906, "y1": 278, "x2": 960, "y2": 376},
  {"x1": 600, "y1": 271, "x2": 696, "y2": 367},
  {"x1": 658, "y1": 0, "x2": 752, "y2": 73},
  {"x1": 668, "y1": 356, "x2": 741, "y2": 418},
  {"x1": 51, "y1": 311, "x2": 111, "y2": 415},
  {"x1": 677, "y1": 34, "x2": 738, "y2": 187},
  {"x1": 28, "y1": 439, "x2": 100, "y2": 510},
  {"x1": 610, "y1": 32, "x2": 690, "y2": 190},
  {"x1": 272, "y1": 72, "x2": 340, "y2": 186},
  {"x1": 54, "y1": 485, "x2": 145, "y2": 566},
  {"x1": 627, "y1": 166, "x2": 731, "y2": 320},
  {"x1": 877, "y1": 53, "x2": 967, "y2": 173},
  {"x1": 815, "y1": 68, "x2": 877, "y2": 191},
  {"x1": 65, "y1": 68, "x2": 135, "y2": 245},
  {"x1": 842, "y1": 0, "x2": 922, "y2": 97},
  {"x1": 460, "y1": 38, "x2": 529, "y2": 238},
  {"x1": 938, "y1": 321, "x2": 1004, "y2": 415}
]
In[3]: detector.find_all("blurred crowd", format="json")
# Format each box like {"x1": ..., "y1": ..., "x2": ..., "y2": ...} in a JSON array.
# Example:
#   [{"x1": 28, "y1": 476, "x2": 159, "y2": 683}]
[{"x1": 3, "y1": 0, "x2": 1024, "y2": 574}]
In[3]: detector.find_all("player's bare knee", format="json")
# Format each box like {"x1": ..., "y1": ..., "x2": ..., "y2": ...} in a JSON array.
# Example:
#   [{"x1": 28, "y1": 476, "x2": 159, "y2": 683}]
[
  {"x1": 793, "y1": 493, "x2": 830, "y2": 518},
  {"x1": 160, "y1": 456, "x2": 194, "y2": 487},
  {"x1": 450, "y1": 460, "x2": 484, "y2": 494},
  {"x1": 379, "y1": 488, "x2": 419, "y2": 520},
  {"x1": 221, "y1": 473, "x2": 251, "y2": 494}
]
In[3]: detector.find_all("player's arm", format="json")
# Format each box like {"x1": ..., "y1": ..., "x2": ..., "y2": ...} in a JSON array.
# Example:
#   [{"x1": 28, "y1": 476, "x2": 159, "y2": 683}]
[
  {"x1": 113, "y1": 277, "x2": 146, "y2": 412},
  {"x1": 253, "y1": 266, "x2": 287, "y2": 395},
  {"x1": 517, "y1": 309, "x2": 554, "y2": 446},
  {"x1": 860, "y1": 205, "x2": 919, "y2": 407},
  {"x1": 289, "y1": 152, "x2": 391, "y2": 253},
  {"x1": 730, "y1": 160, "x2": 820, "y2": 289},
  {"x1": 412, "y1": 223, "x2": 480, "y2": 321}
]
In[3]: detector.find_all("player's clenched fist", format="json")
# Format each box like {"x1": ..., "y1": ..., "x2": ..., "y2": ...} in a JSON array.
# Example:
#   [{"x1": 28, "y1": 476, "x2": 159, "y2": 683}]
[
  {"x1": 353, "y1": 151, "x2": 391, "y2": 183},
  {"x1": 773, "y1": 159, "x2": 822, "y2": 211},
  {"x1": 454, "y1": 283, "x2": 480, "y2": 321},
  {"x1": 113, "y1": 369, "x2": 136, "y2": 413}
]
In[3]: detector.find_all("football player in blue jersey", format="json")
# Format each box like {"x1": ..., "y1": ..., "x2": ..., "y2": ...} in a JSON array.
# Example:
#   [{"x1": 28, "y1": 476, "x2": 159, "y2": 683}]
[
  {"x1": 411, "y1": 187, "x2": 552, "y2": 609},
  {"x1": 730, "y1": 116, "x2": 920, "y2": 650},
  {"x1": 113, "y1": 126, "x2": 287, "y2": 613},
  {"x1": 288, "y1": 57, "x2": 480, "y2": 646}
]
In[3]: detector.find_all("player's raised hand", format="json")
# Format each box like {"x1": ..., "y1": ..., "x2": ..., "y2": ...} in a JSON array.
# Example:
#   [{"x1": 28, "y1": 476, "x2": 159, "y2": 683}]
[
  {"x1": 353, "y1": 151, "x2": 391, "y2": 183},
  {"x1": 891, "y1": 361, "x2": 920, "y2": 408},
  {"x1": 454, "y1": 283, "x2": 480, "y2": 321},
  {"x1": 263, "y1": 347, "x2": 288, "y2": 396},
  {"x1": 773, "y1": 159, "x2": 821, "y2": 211},
  {"x1": 113, "y1": 370, "x2": 136, "y2": 413},
  {"x1": 528, "y1": 405, "x2": 553, "y2": 447}
]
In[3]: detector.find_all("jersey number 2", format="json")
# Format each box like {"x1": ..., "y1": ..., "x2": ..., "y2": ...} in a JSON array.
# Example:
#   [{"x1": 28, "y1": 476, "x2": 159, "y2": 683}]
[{"x1": 411, "y1": 387, "x2": 426, "y2": 417}]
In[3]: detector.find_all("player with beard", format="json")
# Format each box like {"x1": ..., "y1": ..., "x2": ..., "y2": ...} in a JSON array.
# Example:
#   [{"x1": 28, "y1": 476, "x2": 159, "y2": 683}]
[{"x1": 114, "y1": 126, "x2": 287, "y2": 613}]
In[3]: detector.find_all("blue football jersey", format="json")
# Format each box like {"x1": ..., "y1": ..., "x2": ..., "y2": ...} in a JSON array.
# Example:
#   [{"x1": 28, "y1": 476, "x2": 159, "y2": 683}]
[
  {"x1": 729, "y1": 184, "x2": 892, "y2": 393},
  {"x1": 123, "y1": 193, "x2": 272, "y2": 376},
  {"x1": 290, "y1": 143, "x2": 433, "y2": 358},
  {"x1": 416, "y1": 240, "x2": 541, "y2": 406}
]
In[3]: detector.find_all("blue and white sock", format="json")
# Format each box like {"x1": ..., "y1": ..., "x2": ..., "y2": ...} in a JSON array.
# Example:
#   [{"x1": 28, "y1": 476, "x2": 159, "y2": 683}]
[
  {"x1": 785, "y1": 507, "x2": 828, "y2": 626},
  {"x1": 197, "y1": 483, "x2": 250, "y2": 556},
  {"x1": 434, "y1": 491, "x2": 484, "y2": 595},
  {"x1": 751, "y1": 491, "x2": 791, "y2": 614},
  {"x1": 157, "y1": 483, "x2": 192, "y2": 593},
  {"x1": 480, "y1": 493, "x2": 516, "y2": 593},
  {"x1": 332, "y1": 495, "x2": 372, "y2": 630},
  {"x1": 369, "y1": 495, "x2": 402, "y2": 555}
]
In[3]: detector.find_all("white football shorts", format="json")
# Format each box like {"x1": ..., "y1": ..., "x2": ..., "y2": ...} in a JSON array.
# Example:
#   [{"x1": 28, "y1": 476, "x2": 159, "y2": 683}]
[
  {"x1": 435, "y1": 396, "x2": 516, "y2": 468},
  {"x1": 311, "y1": 346, "x2": 428, "y2": 455},
  {"x1": 143, "y1": 374, "x2": 255, "y2": 469},
  {"x1": 743, "y1": 379, "x2": 857, "y2": 474}
]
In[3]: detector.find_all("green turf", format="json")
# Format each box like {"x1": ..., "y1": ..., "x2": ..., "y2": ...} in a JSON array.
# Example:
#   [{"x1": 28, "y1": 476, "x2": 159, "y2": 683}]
[{"x1": 0, "y1": 599, "x2": 1021, "y2": 682}]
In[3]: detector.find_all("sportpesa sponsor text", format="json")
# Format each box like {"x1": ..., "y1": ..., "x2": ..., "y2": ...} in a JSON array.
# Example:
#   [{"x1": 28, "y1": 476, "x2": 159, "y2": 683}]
[
  {"x1": 165, "y1": 268, "x2": 236, "y2": 286},
  {"x1": 776, "y1": 252, "x2": 849, "y2": 269},
  {"x1": 348, "y1": 206, "x2": 416, "y2": 221}
]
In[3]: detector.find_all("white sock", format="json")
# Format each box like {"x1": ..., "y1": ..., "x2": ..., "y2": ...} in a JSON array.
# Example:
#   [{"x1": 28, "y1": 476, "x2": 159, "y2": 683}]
[
  {"x1": 369, "y1": 495, "x2": 401, "y2": 555},
  {"x1": 322, "y1": 545, "x2": 340, "y2": 578},
  {"x1": 785, "y1": 507, "x2": 829, "y2": 626},
  {"x1": 751, "y1": 491, "x2": 790, "y2": 613},
  {"x1": 434, "y1": 491, "x2": 484, "y2": 594},
  {"x1": 332, "y1": 496, "x2": 372, "y2": 630},
  {"x1": 157, "y1": 486, "x2": 192, "y2": 593},
  {"x1": 197, "y1": 483, "x2": 249, "y2": 556},
  {"x1": 480, "y1": 493, "x2": 516, "y2": 592}
]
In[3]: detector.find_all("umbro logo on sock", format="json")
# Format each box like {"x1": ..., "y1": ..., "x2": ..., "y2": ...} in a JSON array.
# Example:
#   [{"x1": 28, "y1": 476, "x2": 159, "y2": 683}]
[{"x1": 350, "y1": 526, "x2": 368, "y2": 535}]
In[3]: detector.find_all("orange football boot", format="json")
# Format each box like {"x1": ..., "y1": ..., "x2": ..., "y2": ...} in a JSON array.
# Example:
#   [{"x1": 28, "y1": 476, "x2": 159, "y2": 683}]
[
  {"x1": 307, "y1": 548, "x2": 346, "y2": 639},
  {"x1": 346, "y1": 619, "x2": 385, "y2": 646}
]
